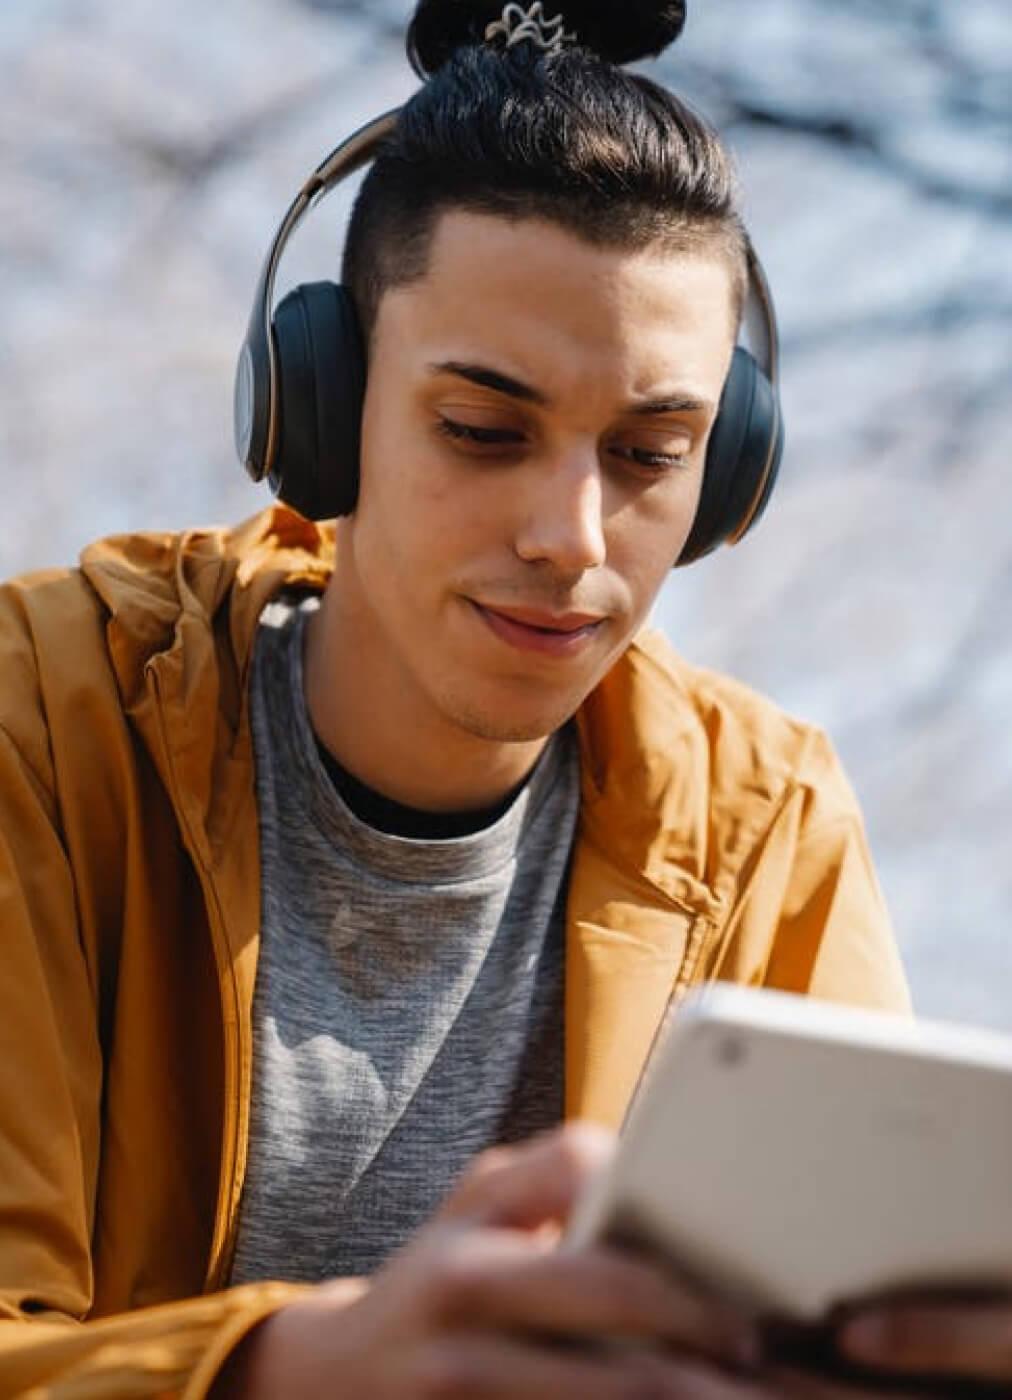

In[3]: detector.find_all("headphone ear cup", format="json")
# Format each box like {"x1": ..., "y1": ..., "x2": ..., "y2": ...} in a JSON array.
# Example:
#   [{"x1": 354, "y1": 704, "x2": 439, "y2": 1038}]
[
  {"x1": 270, "y1": 281, "x2": 366, "y2": 520},
  {"x1": 677, "y1": 346, "x2": 784, "y2": 566}
]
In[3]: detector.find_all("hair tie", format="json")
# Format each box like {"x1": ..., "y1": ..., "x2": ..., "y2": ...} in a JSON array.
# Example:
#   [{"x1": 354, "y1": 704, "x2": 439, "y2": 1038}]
[{"x1": 484, "y1": 2, "x2": 577, "y2": 56}]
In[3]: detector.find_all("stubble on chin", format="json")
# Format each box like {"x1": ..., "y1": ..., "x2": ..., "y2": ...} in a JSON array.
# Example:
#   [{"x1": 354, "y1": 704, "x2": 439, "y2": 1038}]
[
  {"x1": 435, "y1": 653, "x2": 621, "y2": 746},
  {"x1": 456, "y1": 714, "x2": 561, "y2": 744}
]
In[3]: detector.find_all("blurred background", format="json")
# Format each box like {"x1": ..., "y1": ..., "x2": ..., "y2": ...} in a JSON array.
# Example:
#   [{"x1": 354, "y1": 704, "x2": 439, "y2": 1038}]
[{"x1": 1, "y1": 0, "x2": 1009, "y2": 1026}]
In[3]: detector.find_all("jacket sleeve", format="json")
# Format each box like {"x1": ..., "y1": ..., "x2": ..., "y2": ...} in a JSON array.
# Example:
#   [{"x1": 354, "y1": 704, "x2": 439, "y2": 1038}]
[
  {"x1": 712, "y1": 728, "x2": 912, "y2": 1014},
  {"x1": 0, "y1": 717, "x2": 302, "y2": 1397},
  {"x1": 0, "y1": 1283, "x2": 303, "y2": 1400}
]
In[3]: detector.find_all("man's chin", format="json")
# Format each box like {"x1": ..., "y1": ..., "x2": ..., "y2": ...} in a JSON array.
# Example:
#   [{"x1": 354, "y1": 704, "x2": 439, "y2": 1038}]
[
  {"x1": 433, "y1": 641, "x2": 628, "y2": 744},
  {"x1": 451, "y1": 710, "x2": 567, "y2": 745},
  {"x1": 442, "y1": 689, "x2": 585, "y2": 745}
]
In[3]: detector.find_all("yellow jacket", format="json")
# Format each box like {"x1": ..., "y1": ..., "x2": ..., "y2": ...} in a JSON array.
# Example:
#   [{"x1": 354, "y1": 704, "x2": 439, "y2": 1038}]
[{"x1": 0, "y1": 507, "x2": 909, "y2": 1396}]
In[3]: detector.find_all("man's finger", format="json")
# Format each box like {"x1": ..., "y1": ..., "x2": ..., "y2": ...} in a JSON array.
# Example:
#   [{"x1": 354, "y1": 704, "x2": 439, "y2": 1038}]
[
  {"x1": 412, "y1": 1336, "x2": 769, "y2": 1400},
  {"x1": 421, "y1": 1231, "x2": 757, "y2": 1367},
  {"x1": 439, "y1": 1122, "x2": 616, "y2": 1230},
  {"x1": 838, "y1": 1299, "x2": 1012, "y2": 1383}
]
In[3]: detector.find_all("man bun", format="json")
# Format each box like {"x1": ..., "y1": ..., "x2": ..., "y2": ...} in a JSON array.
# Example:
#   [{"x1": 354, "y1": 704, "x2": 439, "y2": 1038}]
[{"x1": 407, "y1": 0, "x2": 687, "y2": 78}]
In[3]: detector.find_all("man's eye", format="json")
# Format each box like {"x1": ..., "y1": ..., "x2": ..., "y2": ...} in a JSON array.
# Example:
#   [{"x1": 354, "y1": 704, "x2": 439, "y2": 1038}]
[
  {"x1": 611, "y1": 444, "x2": 691, "y2": 472},
  {"x1": 437, "y1": 417, "x2": 524, "y2": 447}
]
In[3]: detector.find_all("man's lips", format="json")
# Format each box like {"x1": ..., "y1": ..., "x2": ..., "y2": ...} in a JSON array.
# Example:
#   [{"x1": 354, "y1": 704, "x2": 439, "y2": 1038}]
[
  {"x1": 468, "y1": 600, "x2": 605, "y2": 656},
  {"x1": 480, "y1": 603, "x2": 605, "y2": 632}
]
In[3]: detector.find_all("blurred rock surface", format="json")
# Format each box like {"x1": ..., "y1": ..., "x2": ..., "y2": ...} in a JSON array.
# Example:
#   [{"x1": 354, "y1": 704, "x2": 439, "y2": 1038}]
[{"x1": 1, "y1": 0, "x2": 1009, "y2": 1026}]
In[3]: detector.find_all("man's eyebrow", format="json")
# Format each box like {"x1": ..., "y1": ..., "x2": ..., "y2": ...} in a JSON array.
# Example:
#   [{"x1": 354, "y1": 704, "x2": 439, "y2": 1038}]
[
  {"x1": 428, "y1": 361, "x2": 714, "y2": 417},
  {"x1": 629, "y1": 393, "x2": 713, "y2": 417},
  {"x1": 428, "y1": 360, "x2": 549, "y2": 406}
]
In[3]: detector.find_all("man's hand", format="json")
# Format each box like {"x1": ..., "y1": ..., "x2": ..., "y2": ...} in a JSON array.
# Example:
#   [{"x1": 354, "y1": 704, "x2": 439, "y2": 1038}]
[
  {"x1": 216, "y1": 1122, "x2": 759, "y2": 1398},
  {"x1": 216, "y1": 1123, "x2": 1012, "y2": 1397},
  {"x1": 836, "y1": 1293, "x2": 1012, "y2": 1387}
]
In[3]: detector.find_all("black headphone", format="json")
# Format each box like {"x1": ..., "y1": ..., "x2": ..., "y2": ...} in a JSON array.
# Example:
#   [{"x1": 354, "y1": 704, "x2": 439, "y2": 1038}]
[{"x1": 235, "y1": 109, "x2": 784, "y2": 566}]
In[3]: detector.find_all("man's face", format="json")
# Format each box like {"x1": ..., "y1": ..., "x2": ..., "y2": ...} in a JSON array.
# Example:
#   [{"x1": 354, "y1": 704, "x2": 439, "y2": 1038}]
[{"x1": 341, "y1": 211, "x2": 737, "y2": 744}]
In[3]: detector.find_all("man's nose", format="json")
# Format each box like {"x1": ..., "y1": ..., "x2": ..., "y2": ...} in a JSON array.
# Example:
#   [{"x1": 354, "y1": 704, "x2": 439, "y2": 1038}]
[{"x1": 513, "y1": 449, "x2": 607, "y2": 575}]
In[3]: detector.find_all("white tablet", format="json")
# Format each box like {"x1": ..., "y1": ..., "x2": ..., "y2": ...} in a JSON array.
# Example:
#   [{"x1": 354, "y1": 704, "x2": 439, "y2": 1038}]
[{"x1": 567, "y1": 985, "x2": 1012, "y2": 1322}]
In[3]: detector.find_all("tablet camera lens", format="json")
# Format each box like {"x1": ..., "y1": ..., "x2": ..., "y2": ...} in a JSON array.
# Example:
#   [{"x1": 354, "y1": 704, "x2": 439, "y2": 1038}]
[{"x1": 715, "y1": 1033, "x2": 746, "y2": 1068}]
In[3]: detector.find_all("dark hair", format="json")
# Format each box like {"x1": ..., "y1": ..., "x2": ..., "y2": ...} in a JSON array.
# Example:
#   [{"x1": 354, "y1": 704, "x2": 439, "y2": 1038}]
[{"x1": 342, "y1": 0, "x2": 747, "y2": 342}]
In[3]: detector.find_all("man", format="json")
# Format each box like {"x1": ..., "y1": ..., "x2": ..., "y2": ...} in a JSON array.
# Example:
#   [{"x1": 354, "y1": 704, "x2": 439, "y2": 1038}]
[{"x1": 3, "y1": 3, "x2": 1005, "y2": 1396}]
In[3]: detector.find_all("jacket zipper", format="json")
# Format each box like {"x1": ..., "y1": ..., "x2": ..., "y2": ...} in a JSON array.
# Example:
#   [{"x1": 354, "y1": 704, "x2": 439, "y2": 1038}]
[{"x1": 147, "y1": 664, "x2": 244, "y2": 1293}]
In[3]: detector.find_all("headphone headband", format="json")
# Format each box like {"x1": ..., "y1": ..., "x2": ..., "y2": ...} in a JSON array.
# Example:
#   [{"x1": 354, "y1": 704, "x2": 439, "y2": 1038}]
[{"x1": 237, "y1": 110, "x2": 400, "y2": 481}]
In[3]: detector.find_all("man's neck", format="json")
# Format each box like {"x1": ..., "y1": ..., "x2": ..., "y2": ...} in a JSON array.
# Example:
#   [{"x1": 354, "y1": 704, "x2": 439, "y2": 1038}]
[{"x1": 302, "y1": 581, "x2": 548, "y2": 815}]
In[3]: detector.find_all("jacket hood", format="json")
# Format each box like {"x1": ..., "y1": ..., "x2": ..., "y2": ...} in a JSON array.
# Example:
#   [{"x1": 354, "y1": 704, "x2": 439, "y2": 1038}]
[
  {"x1": 80, "y1": 508, "x2": 331, "y2": 700},
  {"x1": 78, "y1": 509, "x2": 331, "y2": 866}
]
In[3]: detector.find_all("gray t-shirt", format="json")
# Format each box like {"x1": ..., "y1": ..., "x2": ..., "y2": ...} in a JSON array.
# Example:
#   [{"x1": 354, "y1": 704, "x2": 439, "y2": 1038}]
[{"x1": 229, "y1": 597, "x2": 580, "y2": 1283}]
